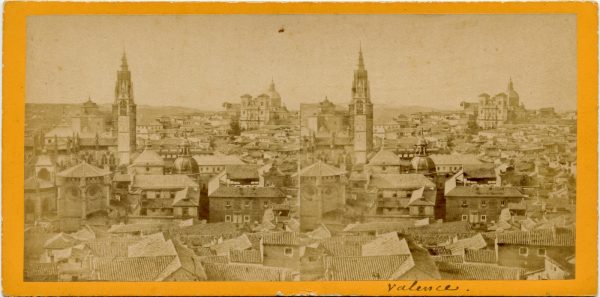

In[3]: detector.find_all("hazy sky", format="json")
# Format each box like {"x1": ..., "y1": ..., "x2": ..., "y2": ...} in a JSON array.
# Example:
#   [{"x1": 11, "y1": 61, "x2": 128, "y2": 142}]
[{"x1": 27, "y1": 14, "x2": 577, "y2": 111}]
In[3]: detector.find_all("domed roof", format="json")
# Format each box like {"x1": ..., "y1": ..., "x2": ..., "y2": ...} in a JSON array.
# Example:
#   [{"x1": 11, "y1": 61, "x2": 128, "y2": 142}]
[
  {"x1": 172, "y1": 138, "x2": 198, "y2": 174},
  {"x1": 411, "y1": 130, "x2": 436, "y2": 175},
  {"x1": 173, "y1": 156, "x2": 199, "y2": 174},
  {"x1": 267, "y1": 80, "x2": 281, "y2": 99},
  {"x1": 411, "y1": 156, "x2": 436, "y2": 174},
  {"x1": 507, "y1": 78, "x2": 519, "y2": 99}
]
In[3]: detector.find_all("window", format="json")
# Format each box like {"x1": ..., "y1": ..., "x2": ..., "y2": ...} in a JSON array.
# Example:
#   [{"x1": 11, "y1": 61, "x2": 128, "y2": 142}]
[
  {"x1": 225, "y1": 215, "x2": 232, "y2": 222},
  {"x1": 481, "y1": 200, "x2": 487, "y2": 208},
  {"x1": 480, "y1": 215, "x2": 487, "y2": 222},
  {"x1": 263, "y1": 201, "x2": 269, "y2": 208},
  {"x1": 284, "y1": 247, "x2": 293, "y2": 256},
  {"x1": 461, "y1": 215, "x2": 468, "y2": 221},
  {"x1": 538, "y1": 248, "x2": 546, "y2": 256},
  {"x1": 244, "y1": 200, "x2": 251, "y2": 208},
  {"x1": 146, "y1": 166, "x2": 150, "y2": 172},
  {"x1": 501, "y1": 200, "x2": 506, "y2": 207},
  {"x1": 244, "y1": 215, "x2": 250, "y2": 222},
  {"x1": 461, "y1": 200, "x2": 468, "y2": 208},
  {"x1": 519, "y1": 247, "x2": 528, "y2": 256},
  {"x1": 226, "y1": 201, "x2": 231, "y2": 208}
]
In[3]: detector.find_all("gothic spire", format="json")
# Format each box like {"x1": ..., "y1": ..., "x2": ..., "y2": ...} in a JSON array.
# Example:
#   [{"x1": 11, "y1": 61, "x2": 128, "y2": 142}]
[
  {"x1": 121, "y1": 51, "x2": 128, "y2": 70},
  {"x1": 358, "y1": 46, "x2": 365, "y2": 70}
]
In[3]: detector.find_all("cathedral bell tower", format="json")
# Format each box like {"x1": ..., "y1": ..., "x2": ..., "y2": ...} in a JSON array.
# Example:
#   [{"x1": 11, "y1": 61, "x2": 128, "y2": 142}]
[
  {"x1": 349, "y1": 47, "x2": 374, "y2": 164},
  {"x1": 112, "y1": 52, "x2": 137, "y2": 166}
]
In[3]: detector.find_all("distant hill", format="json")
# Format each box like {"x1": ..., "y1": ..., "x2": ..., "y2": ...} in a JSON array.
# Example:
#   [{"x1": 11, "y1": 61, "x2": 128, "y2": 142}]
[
  {"x1": 373, "y1": 104, "x2": 457, "y2": 124},
  {"x1": 26, "y1": 102, "x2": 457, "y2": 131},
  {"x1": 25, "y1": 102, "x2": 216, "y2": 132}
]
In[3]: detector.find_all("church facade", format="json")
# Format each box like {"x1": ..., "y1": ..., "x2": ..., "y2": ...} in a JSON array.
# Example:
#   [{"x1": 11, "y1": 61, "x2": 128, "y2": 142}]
[
  {"x1": 239, "y1": 80, "x2": 290, "y2": 130},
  {"x1": 462, "y1": 78, "x2": 527, "y2": 130},
  {"x1": 301, "y1": 49, "x2": 375, "y2": 166}
]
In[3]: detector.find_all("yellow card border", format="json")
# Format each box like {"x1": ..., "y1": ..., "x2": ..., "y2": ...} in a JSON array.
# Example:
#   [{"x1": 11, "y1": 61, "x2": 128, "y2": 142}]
[{"x1": 3, "y1": 2, "x2": 598, "y2": 296}]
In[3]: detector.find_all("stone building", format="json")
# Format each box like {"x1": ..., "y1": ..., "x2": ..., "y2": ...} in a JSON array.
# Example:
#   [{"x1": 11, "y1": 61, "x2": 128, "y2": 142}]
[
  {"x1": 239, "y1": 80, "x2": 289, "y2": 130},
  {"x1": 300, "y1": 49, "x2": 375, "y2": 166},
  {"x1": 56, "y1": 162, "x2": 111, "y2": 232},
  {"x1": 461, "y1": 79, "x2": 526, "y2": 129},
  {"x1": 295, "y1": 161, "x2": 347, "y2": 231},
  {"x1": 208, "y1": 186, "x2": 287, "y2": 224},
  {"x1": 112, "y1": 53, "x2": 137, "y2": 165}
]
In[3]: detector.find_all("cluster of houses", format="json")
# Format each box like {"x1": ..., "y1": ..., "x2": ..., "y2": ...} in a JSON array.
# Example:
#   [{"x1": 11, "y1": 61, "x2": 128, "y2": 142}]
[{"x1": 23, "y1": 52, "x2": 576, "y2": 282}]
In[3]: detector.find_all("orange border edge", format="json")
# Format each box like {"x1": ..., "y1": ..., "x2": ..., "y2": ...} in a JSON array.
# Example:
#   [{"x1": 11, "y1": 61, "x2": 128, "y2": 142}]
[{"x1": 3, "y1": 2, "x2": 598, "y2": 296}]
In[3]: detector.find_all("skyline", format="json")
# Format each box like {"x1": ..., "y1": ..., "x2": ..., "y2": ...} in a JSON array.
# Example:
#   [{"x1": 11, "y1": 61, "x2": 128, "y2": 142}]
[{"x1": 27, "y1": 14, "x2": 577, "y2": 111}]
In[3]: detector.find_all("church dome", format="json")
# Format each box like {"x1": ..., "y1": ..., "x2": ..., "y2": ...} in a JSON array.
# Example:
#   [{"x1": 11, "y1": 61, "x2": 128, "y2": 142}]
[
  {"x1": 173, "y1": 156, "x2": 199, "y2": 174},
  {"x1": 411, "y1": 132, "x2": 436, "y2": 175},
  {"x1": 411, "y1": 156, "x2": 436, "y2": 174},
  {"x1": 267, "y1": 80, "x2": 281, "y2": 100},
  {"x1": 172, "y1": 138, "x2": 198, "y2": 174}
]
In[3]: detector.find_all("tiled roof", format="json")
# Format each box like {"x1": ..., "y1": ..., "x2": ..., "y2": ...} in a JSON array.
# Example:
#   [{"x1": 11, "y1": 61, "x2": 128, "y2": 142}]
[
  {"x1": 192, "y1": 155, "x2": 245, "y2": 166},
  {"x1": 259, "y1": 231, "x2": 300, "y2": 246},
  {"x1": 430, "y1": 154, "x2": 483, "y2": 166},
  {"x1": 496, "y1": 228, "x2": 575, "y2": 246},
  {"x1": 108, "y1": 223, "x2": 166, "y2": 234},
  {"x1": 464, "y1": 249, "x2": 497, "y2": 264},
  {"x1": 131, "y1": 174, "x2": 198, "y2": 189},
  {"x1": 175, "y1": 222, "x2": 238, "y2": 237},
  {"x1": 431, "y1": 255, "x2": 464, "y2": 263},
  {"x1": 428, "y1": 246, "x2": 453, "y2": 256},
  {"x1": 229, "y1": 249, "x2": 263, "y2": 264},
  {"x1": 92, "y1": 255, "x2": 179, "y2": 281},
  {"x1": 368, "y1": 150, "x2": 402, "y2": 166},
  {"x1": 197, "y1": 255, "x2": 229, "y2": 264},
  {"x1": 128, "y1": 238, "x2": 177, "y2": 258},
  {"x1": 408, "y1": 221, "x2": 472, "y2": 234},
  {"x1": 324, "y1": 254, "x2": 413, "y2": 281},
  {"x1": 293, "y1": 161, "x2": 346, "y2": 177},
  {"x1": 85, "y1": 237, "x2": 139, "y2": 257},
  {"x1": 445, "y1": 186, "x2": 525, "y2": 198},
  {"x1": 203, "y1": 263, "x2": 297, "y2": 281},
  {"x1": 24, "y1": 262, "x2": 59, "y2": 279},
  {"x1": 183, "y1": 234, "x2": 218, "y2": 247},
  {"x1": 361, "y1": 232, "x2": 411, "y2": 257},
  {"x1": 368, "y1": 174, "x2": 435, "y2": 189},
  {"x1": 436, "y1": 262, "x2": 524, "y2": 280},
  {"x1": 209, "y1": 186, "x2": 286, "y2": 198},
  {"x1": 463, "y1": 163, "x2": 497, "y2": 179},
  {"x1": 224, "y1": 165, "x2": 261, "y2": 180},
  {"x1": 57, "y1": 161, "x2": 110, "y2": 178},
  {"x1": 211, "y1": 234, "x2": 252, "y2": 256},
  {"x1": 44, "y1": 233, "x2": 78, "y2": 249},
  {"x1": 132, "y1": 148, "x2": 164, "y2": 166},
  {"x1": 343, "y1": 221, "x2": 413, "y2": 234},
  {"x1": 445, "y1": 233, "x2": 487, "y2": 252},
  {"x1": 320, "y1": 235, "x2": 376, "y2": 257},
  {"x1": 194, "y1": 246, "x2": 217, "y2": 256},
  {"x1": 172, "y1": 188, "x2": 199, "y2": 206}
]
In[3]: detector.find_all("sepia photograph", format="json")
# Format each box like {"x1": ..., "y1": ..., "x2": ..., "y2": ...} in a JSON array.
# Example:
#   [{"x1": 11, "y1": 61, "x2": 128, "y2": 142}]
[{"x1": 13, "y1": 7, "x2": 588, "y2": 290}]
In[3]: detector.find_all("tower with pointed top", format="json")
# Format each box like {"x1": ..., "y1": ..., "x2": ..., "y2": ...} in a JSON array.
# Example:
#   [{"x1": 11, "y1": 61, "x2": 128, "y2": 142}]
[
  {"x1": 112, "y1": 53, "x2": 137, "y2": 166},
  {"x1": 506, "y1": 77, "x2": 520, "y2": 107},
  {"x1": 348, "y1": 48, "x2": 373, "y2": 164}
]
